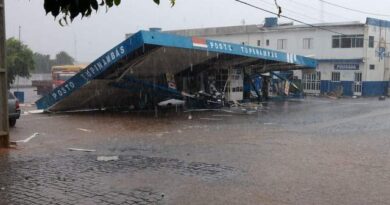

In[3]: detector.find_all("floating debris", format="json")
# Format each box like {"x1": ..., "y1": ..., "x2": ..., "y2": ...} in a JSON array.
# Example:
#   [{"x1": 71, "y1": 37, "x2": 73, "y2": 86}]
[
  {"x1": 68, "y1": 148, "x2": 96, "y2": 152},
  {"x1": 97, "y1": 156, "x2": 119, "y2": 162},
  {"x1": 77, "y1": 128, "x2": 92, "y2": 133}
]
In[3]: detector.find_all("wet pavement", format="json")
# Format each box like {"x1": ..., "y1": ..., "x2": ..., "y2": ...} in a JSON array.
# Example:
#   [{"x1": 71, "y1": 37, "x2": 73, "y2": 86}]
[{"x1": 2, "y1": 89, "x2": 390, "y2": 204}]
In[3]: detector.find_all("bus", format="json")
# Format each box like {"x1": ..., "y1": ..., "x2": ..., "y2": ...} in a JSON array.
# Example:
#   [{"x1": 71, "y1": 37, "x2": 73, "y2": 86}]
[{"x1": 52, "y1": 65, "x2": 86, "y2": 88}]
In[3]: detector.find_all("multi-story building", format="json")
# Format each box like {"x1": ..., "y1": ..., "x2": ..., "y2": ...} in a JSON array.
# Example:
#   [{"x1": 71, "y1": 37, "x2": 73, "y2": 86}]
[{"x1": 168, "y1": 17, "x2": 390, "y2": 96}]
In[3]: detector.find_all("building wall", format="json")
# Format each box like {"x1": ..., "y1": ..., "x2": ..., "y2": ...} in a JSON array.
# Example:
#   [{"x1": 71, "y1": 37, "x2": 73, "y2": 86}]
[{"x1": 168, "y1": 18, "x2": 390, "y2": 96}]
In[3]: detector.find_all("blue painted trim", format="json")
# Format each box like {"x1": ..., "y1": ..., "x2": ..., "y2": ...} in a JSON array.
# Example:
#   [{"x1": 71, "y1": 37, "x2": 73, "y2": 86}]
[
  {"x1": 319, "y1": 80, "x2": 389, "y2": 96},
  {"x1": 362, "y1": 81, "x2": 389, "y2": 96},
  {"x1": 366, "y1": 17, "x2": 390, "y2": 28},
  {"x1": 317, "y1": 58, "x2": 363, "y2": 63},
  {"x1": 141, "y1": 31, "x2": 317, "y2": 68}
]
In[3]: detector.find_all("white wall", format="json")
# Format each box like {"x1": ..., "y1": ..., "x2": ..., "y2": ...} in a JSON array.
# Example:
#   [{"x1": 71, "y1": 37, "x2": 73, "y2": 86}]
[{"x1": 190, "y1": 23, "x2": 390, "y2": 83}]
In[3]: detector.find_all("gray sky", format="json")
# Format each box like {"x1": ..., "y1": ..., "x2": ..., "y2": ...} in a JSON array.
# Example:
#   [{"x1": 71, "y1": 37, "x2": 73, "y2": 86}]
[{"x1": 5, "y1": 0, "x2": 390, "y2": 62}]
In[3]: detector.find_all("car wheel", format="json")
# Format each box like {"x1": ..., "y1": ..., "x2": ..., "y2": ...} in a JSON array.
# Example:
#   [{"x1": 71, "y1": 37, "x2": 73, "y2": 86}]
[{"x1": 9, "y1": 119, "x2": 16, "y2": 127}]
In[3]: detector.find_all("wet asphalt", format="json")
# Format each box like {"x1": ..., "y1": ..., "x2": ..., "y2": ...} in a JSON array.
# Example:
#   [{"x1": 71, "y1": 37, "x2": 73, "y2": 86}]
[{"x1": 2, "y1": 89, "x2": 390, "y2": 204}]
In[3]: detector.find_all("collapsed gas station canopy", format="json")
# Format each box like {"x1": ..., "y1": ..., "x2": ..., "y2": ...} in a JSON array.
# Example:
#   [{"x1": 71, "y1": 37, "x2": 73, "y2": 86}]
[{"x1": 36, "y1": 30, "x2": 317, "y2": 112}]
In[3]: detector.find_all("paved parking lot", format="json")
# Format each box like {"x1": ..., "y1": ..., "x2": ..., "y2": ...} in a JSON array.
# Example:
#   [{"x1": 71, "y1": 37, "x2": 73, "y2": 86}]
[{"x1": 2, "y1": 92, "x2": 390, "y2": 204}]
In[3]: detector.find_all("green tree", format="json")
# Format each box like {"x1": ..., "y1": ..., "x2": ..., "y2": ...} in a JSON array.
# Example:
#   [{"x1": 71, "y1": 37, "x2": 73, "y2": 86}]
[
  {"x1": 53, "y1": 51, "x2": 75, "y2": 66},
  {"x1": 5, "y1": 38, "x2": 35, "y2": 87},
  {"x1": 44, "y1": 0, "x2": 176, "y2": 24},
  {"x1": 33, "y1": 52, "x2": 51, "y2": 73}
]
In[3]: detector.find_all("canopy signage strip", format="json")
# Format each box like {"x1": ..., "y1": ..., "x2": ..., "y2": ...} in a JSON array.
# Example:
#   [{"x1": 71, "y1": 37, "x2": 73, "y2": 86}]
[{"x1": 36, "y1": 32, "x2": 145, "y2": 110}]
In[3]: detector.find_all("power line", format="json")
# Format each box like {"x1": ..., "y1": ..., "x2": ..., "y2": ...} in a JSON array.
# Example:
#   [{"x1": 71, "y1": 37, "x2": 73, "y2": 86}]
[
  {"x1": 319, "y1": 0, "x2": 390, "y2": 17},
  {"x1": 235, "y1": 0, "x2": 346, "y2": 36},
  {"x1": 256, "y1": 0, "x2": 324, "y2": 23},
  {"x1": 279, "y1": 0, "x2": 355, "y2": 22},
  {"x1": 235, "y1": 0, "x2": 390, "y2": 45}
]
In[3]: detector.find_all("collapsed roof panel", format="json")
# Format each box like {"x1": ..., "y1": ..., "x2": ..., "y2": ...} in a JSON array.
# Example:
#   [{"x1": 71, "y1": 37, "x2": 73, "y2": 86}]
[{"x1": 36, "y1": 30, "x2": 317, "y2": 112}]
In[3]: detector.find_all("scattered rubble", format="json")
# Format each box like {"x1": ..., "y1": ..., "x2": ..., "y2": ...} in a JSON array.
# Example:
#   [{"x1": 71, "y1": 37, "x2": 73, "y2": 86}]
[
  {"x1": 97, "y1": 156, "x2": 119, "y2": 162},
  {"x1": 68, "y1": 148, "x2": 96, "y2": 152}
]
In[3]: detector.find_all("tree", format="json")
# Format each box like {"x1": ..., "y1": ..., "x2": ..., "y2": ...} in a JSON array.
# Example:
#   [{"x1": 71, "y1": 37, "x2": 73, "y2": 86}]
[
  {"x1": 33, "y1": 52, "x2": 51, "y2": 73},
  {"x1": 53, "y1": 51, "x2": 75, "y2": 65},
  {"x1": 5, "y1": 38, "x2": 35, "y2": 87},
  {"x1": 44, "y1": 0, "x2": 176, "y2": 25}
]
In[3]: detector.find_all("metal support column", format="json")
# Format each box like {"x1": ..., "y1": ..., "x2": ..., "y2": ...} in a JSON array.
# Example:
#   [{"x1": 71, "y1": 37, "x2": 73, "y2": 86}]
[{"x1": 0, "y1": 0, "x2": 9, "y2": 147}]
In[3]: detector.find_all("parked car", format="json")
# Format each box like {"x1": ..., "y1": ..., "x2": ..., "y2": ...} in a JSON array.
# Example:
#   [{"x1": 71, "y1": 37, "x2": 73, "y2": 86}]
[{"x1": 8, "y1": 91, "x2": 20, "y2": 127}]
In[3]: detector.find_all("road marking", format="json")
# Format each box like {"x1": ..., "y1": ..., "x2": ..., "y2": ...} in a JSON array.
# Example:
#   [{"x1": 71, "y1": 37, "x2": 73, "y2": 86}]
[{"x1": 14, "y1": 133, "x2": 39, "y2": 143}]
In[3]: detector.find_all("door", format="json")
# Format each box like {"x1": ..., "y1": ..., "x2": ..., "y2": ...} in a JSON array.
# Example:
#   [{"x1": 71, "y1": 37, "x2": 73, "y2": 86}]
[
  {"x1": 353, "y1": 72, "x2": 362, "y2": 96},
  {"x1": 302, "y1": 71, "x2": 321, "y2": 94},
  {"x1": 226, "y1": 68, "x2": 243, "y2": 102}
]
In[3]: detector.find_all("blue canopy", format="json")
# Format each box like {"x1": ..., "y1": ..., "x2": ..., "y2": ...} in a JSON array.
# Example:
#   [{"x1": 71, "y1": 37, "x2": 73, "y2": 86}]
[{"x1": 36, "y1": 30, "x2": 316, "y2": 111}]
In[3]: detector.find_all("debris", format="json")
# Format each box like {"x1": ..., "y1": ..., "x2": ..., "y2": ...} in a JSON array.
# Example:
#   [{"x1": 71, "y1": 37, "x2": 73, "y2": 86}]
[
  {"x1": 188, "y1": 114, "x2": 192, "y2": 120},
  {"x1": 158, "y1": 99, "x2": 185, "y2": 107},
  {"x1": 212, "y1": 114, "x2": 232, "y2": 117},
  {"x1": 200, "y1": 117, "x2": 223, "y2": 121},
  {"x1": 379, "y1": 96, "x2": 386, "y2": 101},
  {"x1": 97, "y1": 156, "x2": 119, "y2": 162},
  {"x1": 68, "y1": 148, "x2": 96, "y2": 152},
  {"x1": 77, "y1": 128, "x2": 92, "y2": 133},
  {"x1": 0, "y1": 187, "x2": 5, "y2": 191},
  {"x1": 352, "y1": 95, "x2": 358, "y2": 99},
  {"x1": 28, "y1": 110, "x2": 45, "y2": 114},
  {"x1": 11, "y1": 133, "x2": 40, "y2": 144}
]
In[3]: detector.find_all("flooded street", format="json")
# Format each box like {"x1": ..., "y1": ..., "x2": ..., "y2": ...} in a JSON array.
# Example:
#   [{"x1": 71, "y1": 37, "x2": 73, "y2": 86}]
[{"x1": 2, "y1": 89, "x2": 390, "y2": 204}]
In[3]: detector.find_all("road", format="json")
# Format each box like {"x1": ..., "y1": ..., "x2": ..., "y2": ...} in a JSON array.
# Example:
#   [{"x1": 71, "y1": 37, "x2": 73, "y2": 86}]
[{"x1": 1, "y1": 91, "x2": 390, "y2": 204}]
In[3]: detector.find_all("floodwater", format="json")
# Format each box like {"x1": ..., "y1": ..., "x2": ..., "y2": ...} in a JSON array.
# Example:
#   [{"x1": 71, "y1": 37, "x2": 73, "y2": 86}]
[{"x1": 1, "y1": 88, "x2": 390, "y2": 204}]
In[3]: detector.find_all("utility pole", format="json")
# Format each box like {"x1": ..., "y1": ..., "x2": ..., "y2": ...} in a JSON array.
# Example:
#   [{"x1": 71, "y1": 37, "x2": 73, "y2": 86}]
[{"x1": 0, "y1": 0, "x2": 9, "y2": 147}]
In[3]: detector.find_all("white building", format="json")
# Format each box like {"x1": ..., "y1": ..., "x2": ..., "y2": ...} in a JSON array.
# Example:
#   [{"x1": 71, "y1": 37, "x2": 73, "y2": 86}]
[{"x1": 167, "y1": 17, "x2": 390, "y2": 96}]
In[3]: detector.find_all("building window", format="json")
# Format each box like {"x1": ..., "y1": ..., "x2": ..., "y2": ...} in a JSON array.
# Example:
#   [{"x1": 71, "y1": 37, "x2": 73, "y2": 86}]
[
  {"x1": 332, "y1": 35, "x2": 364, "y2": 48},
  {"x1": 277, "y1": 39, "x2": 287, "y2": 50},
  {"x1": 257, "y1": 40, "x2": 261, "y2": 46},
  {"x1": 303, "y1": 38, "x2": 313, "y2": 49},
  {"x1": 266, "y1": 39, "x2": 270, "y2": 46},
  {"x1": 331, "y1": 72, "x2": 340, "y2": 82},
  {"x1": 370, "y1": 64, "x2": 375, "y2": 70},
  {"x1": 369, "y1": 36, "x2": 374, "y2": 48}
]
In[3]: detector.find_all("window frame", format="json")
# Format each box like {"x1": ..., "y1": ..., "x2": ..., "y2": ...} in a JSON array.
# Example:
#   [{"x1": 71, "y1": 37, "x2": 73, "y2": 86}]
[
  {"x1": 331, "y1": 72, "x2": 341, "y2": 82},
  {"x1": 303, "y1": 38, "x2": 313, "y2": 49},
  {"x1": 369, "y1": 36, "x2": 375, "y2": 48},
  {"x1": 277, "y1": 39, "x2": 287, "y2": 50},
  {"x1": 332, "y1": 35, "x2": 363, "y2": 48}
]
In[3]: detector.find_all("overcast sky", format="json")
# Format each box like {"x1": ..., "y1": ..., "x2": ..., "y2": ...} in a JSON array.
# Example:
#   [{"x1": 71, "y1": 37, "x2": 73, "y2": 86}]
[{"x1": 5, "y1": 0, "x2": 390, "y2": 62}]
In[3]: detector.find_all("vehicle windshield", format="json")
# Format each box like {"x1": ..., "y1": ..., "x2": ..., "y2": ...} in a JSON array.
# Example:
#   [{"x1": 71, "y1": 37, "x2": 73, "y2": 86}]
[
  {"x1": 3, "y1": 1, "x2": 390, "y2": 205},
  {"x1": 57, "y1": 73, "x2": 75, "y2": 81}
]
